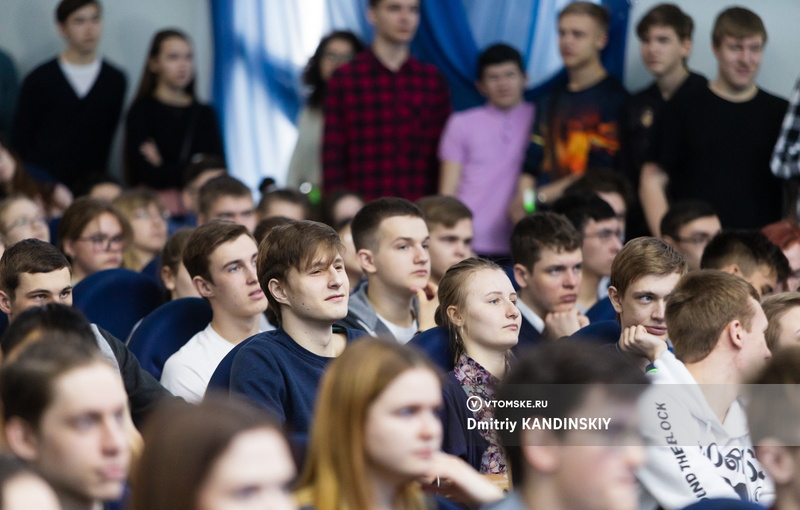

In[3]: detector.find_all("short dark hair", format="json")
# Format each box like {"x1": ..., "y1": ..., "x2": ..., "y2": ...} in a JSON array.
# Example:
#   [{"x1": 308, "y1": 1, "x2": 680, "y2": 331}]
[
  {"x1": 477, "y1": 43, "x2": 524, "y2": 80},
  {"x1": 712, "y1": 6, "x2": 767, "y2": 48},
  {"x1": 198, "y1": 176, "x2": 252, "y2": 218},
  {"x1": 159, "y1": 227, "x2": 195, "y2": 282},
  {"x1": 511, "y1": 212, "x2": 582, "y2": 271},
  {"x1": 257, "y1": 189, "x2": 311, "y2": 220},
  {"x1": 1, "y1": 338, "x2": 104, "y2": 430},
  {"x1": 636, "y1": 3, "x2": 694, "y2": 41},
  {"x1": 351, "y1": 197, "x2": 424, "y2": 252},
  {"x1": 253, "y1": 216, "x2": 293, "y2": 245},
  {"x1": 1, "y1": 304, "x2": 95, "y2": 360},
  {"x1": 56, "y1": 0, "x2": 99, "y2": 24},
  {"x1": 497, "y1": 341, "x2": 647, "y2": 486},
  {"x1": 183, "y1": 221, "x2": 251, "y2": 284},
  {"x1": 660, "y1": 201, "x2": 718, "y2": 240},
  {"x1": 559, "y1": 1, "x2": 610, "y2": 33},
  {"x1": 550, "y1": 191, "x2": 616, "y2": 234},
  {"x1": 700, "y1": 230, "x2": 781, "y2": 279},
  {"x1": 0, "y1": 239, "x2": 70, "y2": 299},
  {"x1": 563, "y1": 168, "x2": 634, "y2": 210},
  {"x1": 182, "y1": 155, "x2": 227, "y2": 189},
  {"x1": 416, "y1": 195, "x2": 472, "y2": 229},
  {"x1": 258, "y1": 221, "x2": 343, "y2": 326}
]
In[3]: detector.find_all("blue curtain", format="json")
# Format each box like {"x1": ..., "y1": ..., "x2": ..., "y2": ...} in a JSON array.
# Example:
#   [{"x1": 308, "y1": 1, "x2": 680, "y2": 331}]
[{"x1": 211, "y1": 0, "x2": 631, "y2": 189}]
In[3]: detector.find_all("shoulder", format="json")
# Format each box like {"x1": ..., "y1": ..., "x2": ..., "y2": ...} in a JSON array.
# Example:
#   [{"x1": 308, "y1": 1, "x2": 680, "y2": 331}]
[
  {"x1": 24, "y1": 59, "x2": 59, "y2": 82},
  {"x1": 756, "y1": 88, "x2": 790, "y2": 111},
  {"x1": 100, "y1": 60, "x2": 126, "y2": 81},
  {"x1": 597, "y1": 75, "x2": 629, "y2": 98}
]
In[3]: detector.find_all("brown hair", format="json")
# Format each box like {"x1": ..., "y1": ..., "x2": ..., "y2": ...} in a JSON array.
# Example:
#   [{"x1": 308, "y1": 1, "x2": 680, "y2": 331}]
[
  {"x1": 134, "y1": 29, "x2": 195, "y2": 102},
  {"x1": 197, "y1": 175, "x2": 252, "y2": 218},
  {"x1": 761, "y1": 292, "x2": 800, "y2": 351},
  {"x1": 510, "y1": 212, "x2": 581, "y2": 271},
  {"x1": 57, "y1": 197, "x2": 131, "y2": 254},
  {"x1": 0, "y1": 239, "x2": 70, "y2": 299},
  {"x1": 113, "y1": 189, "x2": 168, "y2": 270},
  {"x1": 636, "y1": 3, "x2": 694, "y2": 42},
  {"x1": 610, "y1": 237, "x2": 687, "y2": 299},
  {"x1": 182, "y1": 221, "x2": 250, "y2": 284},
  {"x1": 351, "y1": 197, "x2": 424, "y2": 252},
  {"x1": 435, "y1": 257, "x2": 503, "y2": 362},
  {"x1": 747, "y1": 345, "x2": 800, "y2": 445},
  {"x1": 559, "y1": 1, "x2": 610, "y2": 33},
  {"x1": 0, "y1": 138, "x2": 59, "y2": 213},
  {"x1": 130, "y1": 395, "x2": 284, "y2": 510},
  {"x1": 666, "y1": 270, "x2": 759, "y2": 363},
  {"x1": 416, "y1": 195, "x2": 473, "y2": 229},
  {"x1": 258, "y1": 221, "x2": 343, "y2": 325},
  {"x1": 159, "y1": 227, "x2": 195, "y2": 282},
  {"x1": 256, "y1": 189, "x2": 311, "y2": 220},
  {"x1": 712, "y1": 7, "x2": 766, "y2": 48},
  {"x1": 296, "y1": 339, "x2": 437, "y2": 510}
]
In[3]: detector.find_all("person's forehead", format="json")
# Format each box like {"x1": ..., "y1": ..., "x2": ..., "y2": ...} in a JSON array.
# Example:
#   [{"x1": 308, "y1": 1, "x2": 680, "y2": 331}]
[
  {"x1": 209, "y1": 235, "x2": 256, "y2": 265},
  {"x1": 83, "y1": 213, "x2": 121, "y2": 234},
  {"x1": 65, "y1": 3, "x2": 100, "y2": 22},
  {"x1": 18, "y1": 268, "x2": 71, "y2": 290},
  {"x1": 211, "y1": 195, "x2": 253, "y2": 213},
  {"x1": 559, "y1": 13, "x2": 600, "y2": 31},
  {"x1": 719, "y1": 34, "x2": 764, "y2": 47},
  {"x1": 679, "y1": 215, "x2": 720, "y2": 234},
  {"x1": 537, "y1": 246, "x2": 582, "y2": 266},
  {"x1": 430, "y1": 219, "x2": 472, "y2": 236},
  {"x1": 643, "y1": 24, "x2": 681, "y2": 39},
  {"x1": 378, "y1": 215, "x2": 428, "y2": 242},
  {"x1": 48, "y1": 364, "x2": 126, "y2": 418},
  {"x1": 584, "y1": 217, "x2": 618, "y2": 233},
  {"x1": 625, "y1": 272, "x2": 681, "y2": 295}
]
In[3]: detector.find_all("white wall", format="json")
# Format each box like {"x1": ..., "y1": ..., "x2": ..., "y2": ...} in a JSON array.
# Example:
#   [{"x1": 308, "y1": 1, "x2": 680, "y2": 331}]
[{"x1": 624, "y1": 0, "x2": 800, "y2": 98}]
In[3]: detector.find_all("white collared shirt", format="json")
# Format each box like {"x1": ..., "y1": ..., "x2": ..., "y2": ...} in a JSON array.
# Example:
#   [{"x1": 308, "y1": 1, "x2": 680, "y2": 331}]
[{"x1": 516, "y1": 299, "x2": 544, "y2": 333}]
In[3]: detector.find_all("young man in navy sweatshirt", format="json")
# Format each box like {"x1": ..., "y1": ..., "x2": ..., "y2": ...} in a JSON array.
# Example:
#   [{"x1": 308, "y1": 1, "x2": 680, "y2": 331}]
[{"x1": 228, "y1": 220, "x2": 361, "y2": 441}]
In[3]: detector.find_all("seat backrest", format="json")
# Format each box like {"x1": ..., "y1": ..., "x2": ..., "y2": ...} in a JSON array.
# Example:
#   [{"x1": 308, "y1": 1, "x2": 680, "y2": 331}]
[
  {"x1": 140, "y1": 256, "x2": 163, "y2": 286},
  {"x1": 408, "y1": 326, "x2": 454, "y2": 373},
  {"x1": 127, "y1": 297, "x2": 213, "y2": 380},
  {"x1": 73, "y1": 268, "x2": 165, "y2": 340}
]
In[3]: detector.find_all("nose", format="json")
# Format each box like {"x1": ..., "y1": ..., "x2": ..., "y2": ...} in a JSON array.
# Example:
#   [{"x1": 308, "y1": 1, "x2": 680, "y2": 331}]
[
  {"x1": 624, "y1": 442, "x2": 646, "y2": 470},
  {"x1": 328, "y1": 266, "x2": 344, "y2": 288},
  {"x1": 415, "y1": 244, "x2": 429, "y2": 264},
  {"x1": 420, "y1": 409, "x2": 441, "y2": 440},
  {"x1": 564, "y1": 269, "x2": 579, "y2": 288},
  {"x1": 102, "y1": 418, "x2": 127, "y2": 456},
  {"x1": 454, "y1": 241, "x2": 468, "y2": 258},
  {"x1": 653, "y1": 299, "x2": 666, "y2": 321},
  {"x1": 506, "y1": 299, "x2": 519, "y2": 318}
]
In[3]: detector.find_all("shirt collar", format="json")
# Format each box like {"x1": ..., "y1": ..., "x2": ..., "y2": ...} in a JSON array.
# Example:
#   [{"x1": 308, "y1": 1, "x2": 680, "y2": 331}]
[{"x1": 516, "y1": 299, "x2": 544, "y2": 333}]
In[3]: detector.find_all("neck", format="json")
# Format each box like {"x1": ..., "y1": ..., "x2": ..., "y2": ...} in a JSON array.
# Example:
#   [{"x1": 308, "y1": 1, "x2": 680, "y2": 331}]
[
  {"x1": 520, "y1": 291, "x2": 546, "y2": 320},
  {"x1": 522, "y1": 476, "x2": 570, "y2": 510},
  {"x1": 656, "y1": 66, "x2": 690, "y2": 100},
  {"x1": 61, "y1": 48, "x2": 96, "y2": 66},
  {"x1": 686, "y1": 360, "x2": 740, "y2": 424},
  {"x1": 280, "y1": 312, "x2": 340, "y2": 357},
  {"x1": 465, "y1": 342, "x2": 507, "y2": 379},
  {"x1": 366, "y1": 468, "x2": 402, "y2": 510},
  {"x1": 71, "y1": 266, "x2": 88, "y2": 286},
  {"x1": 153, "y1": 82, "x2": 193, "y2": 106},
  {"x1": 709, "y1": 79, "x2": 758, "y2": 102},
  {"x1": 567, "y1": 59, "x2": 606, "y2": 91},
  {"x1": 774, "y1": 490, "x2": 800, "y2": 510},
  {"x1": 372, "y1": 39, "x2": 410, "y2": 72},
  {"x1": 209, "y1": 310, "x2": 260, "y2": 346},
  {"x1": 57, "y1": 491, "x2": 95, "y2": 510},
  {"x1": 367, "y1": 280, "x2": 415, "y2": 327},
  {"x1": 577, "y1": 270, "x2": 601, "y2": 310}
]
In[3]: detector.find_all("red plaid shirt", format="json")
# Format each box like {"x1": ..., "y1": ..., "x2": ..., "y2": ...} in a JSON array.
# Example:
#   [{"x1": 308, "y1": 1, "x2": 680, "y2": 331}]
[{"x1": 322, "y1": 49, "x2": 451, "y2": 201}]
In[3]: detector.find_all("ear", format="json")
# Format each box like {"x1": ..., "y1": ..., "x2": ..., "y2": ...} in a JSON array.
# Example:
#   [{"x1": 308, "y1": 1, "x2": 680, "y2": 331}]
[
  {"x1": 4, "y1": 417, "x2": 39, "y2": 462},
  {"x1": 721, "y1": 263, "x2": 741, "y2": 276},
  {"x1": 681, "y1": 38, "x2": 692, "y2": 59},
  {"x1": 727, "y1": 318, "x2": 744, "y2": 350},
  {"x1": 62, "y1": 239, "x2": 75, "y2": 258},
  {"x1": 0, "y1": 289, "x2": 13, "y2": 316},
  {"x1": 160, "y1": 266, "x2": 176, "y2": 292},
  {"x1": 475, "y1": 79, "x2": 488, "y2": 98},
  {"x1": 446, "y1": 305, "x2": 464, "y2": 327},
  {"x1": 595, "y1": 32, "x2": 608, "y2": 51},
  {"x1": 268, "y1": 278, "x2": 290, "y2": 306},
  {"x1": 366, "y1": 6, "x2": 377, "y2": 26},
  {"x1": 513, "y1": 263, "x2": 530, "y2": 289},
  {"x1": 358, "y1": 249, "x2": 377, "y2": 275},
  {"x1": 756, "y1": 441, "x2": 796, "y2": 484},
  {"x1": 608, "y1": 286, "x2": 623, "y2": 314},
  {"x1": 521, "y1": 428, "x2": 560, "y2": 473},
  {"x1": 193, "y1": 276, "x2": 214, "y2": 299}
]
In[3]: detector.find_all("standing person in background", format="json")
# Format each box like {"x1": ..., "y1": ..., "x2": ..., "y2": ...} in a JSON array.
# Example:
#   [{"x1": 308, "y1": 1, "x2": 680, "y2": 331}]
[
  {"x1": 323, "y1": 0, "x2": 451, "y2": 201},
  {"x1": 439, "y1": 44, "x2": 533, "y2": 260},
  {"x1": 125, "y1": 29, "x2": 224, "y2": 214},
  {"x1": 12, "y1": 0, "x2": 126, "y2": 193},
  {"x1": 286, "y1": 31, "x2": 362, "y2": 195}
]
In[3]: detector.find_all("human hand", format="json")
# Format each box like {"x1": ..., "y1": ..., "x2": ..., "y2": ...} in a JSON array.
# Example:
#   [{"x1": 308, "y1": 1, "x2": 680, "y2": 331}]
[
  {"x1": 413, "y1": 280, "x2": 439, "y2": 332},
  {"x1": 544, "y1": 309, "x2": 587, "y2": 340},
  {"x1": 420, "y1": 452, "x2": 504, "y2": 505},
  {"x1": 140, "y1": 139, "x2": 163, "y2": 167},
  {"x1": 618, "y1": 325, "x2": 667, "y2": 364}
]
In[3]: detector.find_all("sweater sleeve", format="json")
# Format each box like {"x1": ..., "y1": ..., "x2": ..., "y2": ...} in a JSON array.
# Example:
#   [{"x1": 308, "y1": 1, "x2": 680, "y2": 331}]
[
  {"x1": 123, "y1": 99, "x2": 156, "y2": 187},
  {"x1": 11, "y1": 67, "x2": 45, "y2": 159}
]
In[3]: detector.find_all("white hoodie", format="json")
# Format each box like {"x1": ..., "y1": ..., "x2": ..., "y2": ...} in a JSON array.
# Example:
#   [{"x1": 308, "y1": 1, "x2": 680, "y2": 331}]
[{"x1": 636, "y1": 350, "x2": 773, "y2": 510}]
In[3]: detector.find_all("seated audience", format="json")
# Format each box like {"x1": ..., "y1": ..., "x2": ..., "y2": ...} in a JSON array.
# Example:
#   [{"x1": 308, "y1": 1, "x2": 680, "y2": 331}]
[
  {"x1": 125, "y1": 29, "x2": 224, "y2": 212},
  {"x1": 437, "y1": 258, "x2": 519, "y2": 476},
  {"x1": 197, "y1": 175, "x2": 256, "y2": 233},
  {"x1": 608, "y1": 237, "x2": 688, "y2": 358},
  {"x1": 438, "y1": 43, "x2": 532, "y2": 260},
  {"x1": 747, "y1": 346, "x2": 800, "y2": 510},
  {"x1": 253, "y1": 215, "x2": 293, "y2": 245},
  {"x1": 113, "y1": 189, "x2": 169, "y2": 271},
  {"x1": 0, "y1": 195, "x2": 49, "y2": 245},
  {"x1": 295, "y1": 338, "x2": 502, "y2": 509},
  {"x1": 172, "y1": 154, "x2": 226, "y2": 231},
  {"x1": 417, "y1": 195, "x2": 474, "y2": 285},
  {"x1": 320, "y1": 191, "x2": 364, "y2": 227},
  {"x1": 762, "y1": 220, "x2": 800, "y2": 291},
  {"x1": 637, "y1": 270, "x2": 772, "y2": 509},
  {"x1": 161, "y1": 221, "x2": 267, "y2": 403},
  {"x1": 229, "y1": 221, "x2": 358, "y2": 442},
  {"x1": 485, "y1": 341, "x2": 648, "y2": 510},
  {"x1": 340, "y1": 197, "x2": 437, "y2": 343},
  {"x1": 287, "y1": 30, "x2": 362, "y2": 192},
  {"x1": 700, "y1": 230, "x2": 786, "y2": 296},
  {"x1": 660, "y1": 201, "x2": 721, "y2": 272},
  {"x1": 257, "y1": 188, "x2": 311, "y2": 221},
  {"x1": 334, "y1": 218, "x2": 363, "y2": 292},
  {"x1": 1, "y1": 303, "x2": 97, "y2": 362},
  {"x1": 0, "y1": 454, "x2": 60, "y2": 510},
  {"x1": 82, "y1": 175, "x2": 123, "y2": 203},
  {"x1": 511, "y1": 212, "x2": 586, "y2": 346},
  {"x1": 1, "y1": 339, "x2": 131, "y2": 510},
  {"x1": 58, "y1": 197, "x2": 130, "y2": 284},
  {"x1": 0, "y1": 238, "x2": 170, "y2": 425},
  {"x1": 762, "y1": 292, "x2": 800, "y2": 351},
  {"x1": 551, "y1": 192, "x2": 623, "y2": 313},
  {"x1": 158, "y1": 227, "x2": 200, "y2": 300},
  {"x1": 129, "y1": 396, "x2": 296, "y2": 510},
  {"x1": 563, "y1": 168, "x2": 633, "y2": 233}
]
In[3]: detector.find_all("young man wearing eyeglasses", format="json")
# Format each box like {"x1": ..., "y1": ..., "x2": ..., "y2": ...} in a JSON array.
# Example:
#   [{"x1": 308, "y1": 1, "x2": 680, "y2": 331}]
[
  {"x1": 551, "y1": 192, "x2": 623, "y2": 315},
  {"x1": 660, "y1": 201, "x2": 721, "y2": 272}
]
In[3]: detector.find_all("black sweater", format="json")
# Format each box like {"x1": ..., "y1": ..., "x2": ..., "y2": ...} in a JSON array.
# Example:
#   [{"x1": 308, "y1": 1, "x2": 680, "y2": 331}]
[{"x1": 12, "y1": 58, "x2": 126, "y2": 190}]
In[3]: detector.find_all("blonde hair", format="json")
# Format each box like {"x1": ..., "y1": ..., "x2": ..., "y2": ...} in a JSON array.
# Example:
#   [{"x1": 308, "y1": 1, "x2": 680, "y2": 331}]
[
  {"x1": 113, "y1": 190, "x2": 167, "y2": 270},
  {"x1": 761, "y1": 292, "x2": 800, "y2": 351},
  {"x1": 296, "y1": 339, "x2": 437, "y2": 510}
]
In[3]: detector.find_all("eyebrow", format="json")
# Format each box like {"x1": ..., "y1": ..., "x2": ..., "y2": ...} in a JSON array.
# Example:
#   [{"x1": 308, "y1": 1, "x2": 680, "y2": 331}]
[
  {"x1": 222, "y1": 258, "x2": 248, "y2": 269},
  {"x1": 393, "y1": 236, "x2": 430, "y2": 243}
]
